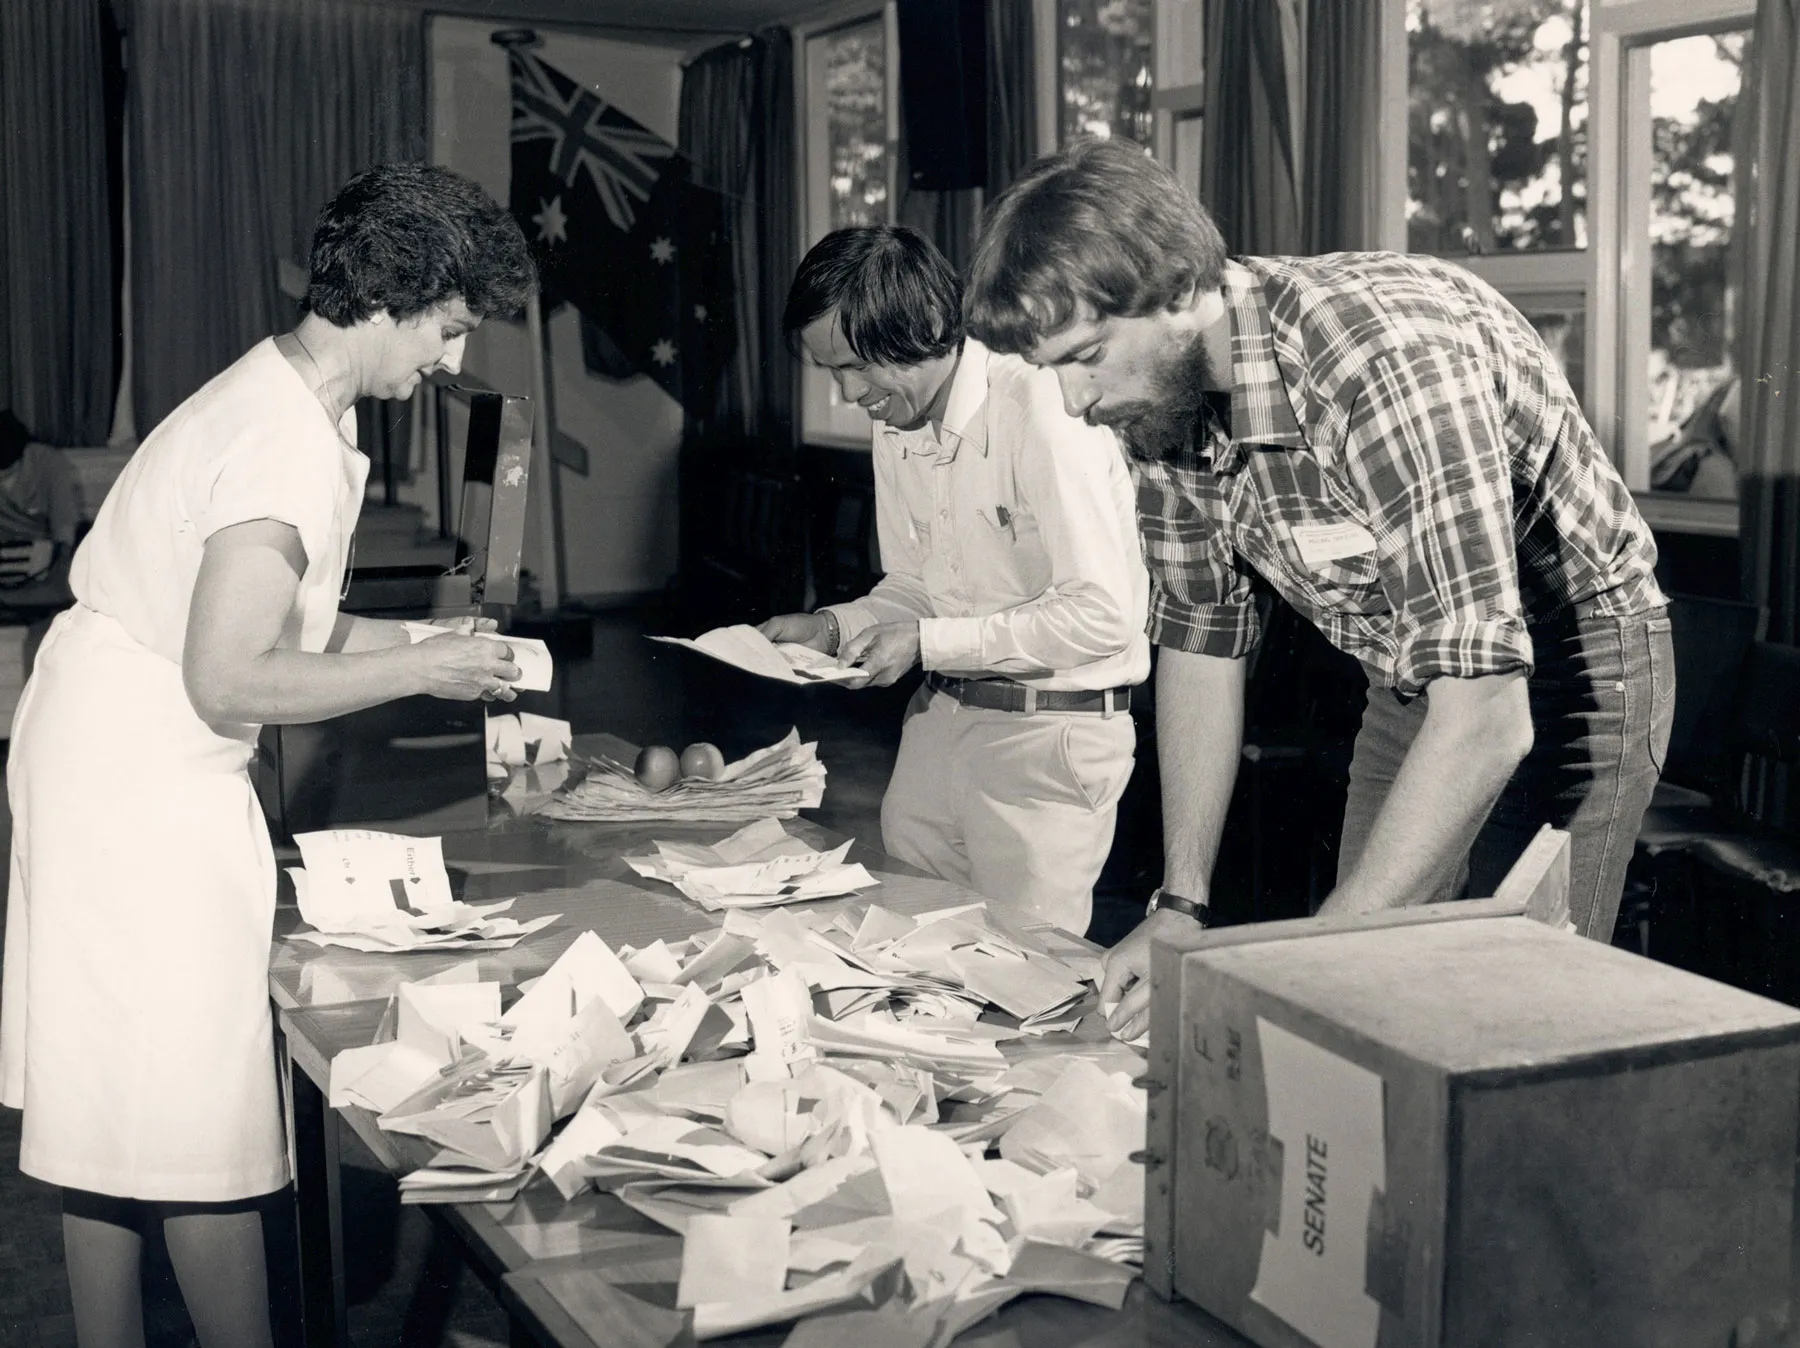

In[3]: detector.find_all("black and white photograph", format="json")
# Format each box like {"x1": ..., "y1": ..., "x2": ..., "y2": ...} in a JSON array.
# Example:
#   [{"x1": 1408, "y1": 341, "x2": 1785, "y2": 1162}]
[{"x1": 2, "y1": 0, "x2": 1798, "y2": 1344}]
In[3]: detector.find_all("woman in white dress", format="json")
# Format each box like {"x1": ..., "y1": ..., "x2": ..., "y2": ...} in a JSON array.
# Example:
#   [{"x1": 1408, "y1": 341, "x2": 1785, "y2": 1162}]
[{"x1": 0, "y1": 163, "x2": 534, "y2": 1347}]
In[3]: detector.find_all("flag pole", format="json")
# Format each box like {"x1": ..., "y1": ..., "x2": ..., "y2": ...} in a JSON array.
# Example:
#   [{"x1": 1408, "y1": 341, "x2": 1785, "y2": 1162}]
[
  {"x1": 523, "y1": 287, "x2": 563, "y2": 613},
  {"x1": 494, "y1": 27, "x2": 564, "y2": 613}
]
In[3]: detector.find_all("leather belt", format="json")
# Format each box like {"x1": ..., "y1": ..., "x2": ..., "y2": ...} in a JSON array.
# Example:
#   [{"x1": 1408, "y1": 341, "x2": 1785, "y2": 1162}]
[{"x1": 925, "y1": 672, "x2": 1134, "y2": 715}]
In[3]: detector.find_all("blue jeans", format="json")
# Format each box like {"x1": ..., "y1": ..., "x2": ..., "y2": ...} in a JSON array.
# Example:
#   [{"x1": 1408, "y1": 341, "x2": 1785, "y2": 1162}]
[{"x1": 1337, "y1": 609, "x2": 1675, "y2": 941}]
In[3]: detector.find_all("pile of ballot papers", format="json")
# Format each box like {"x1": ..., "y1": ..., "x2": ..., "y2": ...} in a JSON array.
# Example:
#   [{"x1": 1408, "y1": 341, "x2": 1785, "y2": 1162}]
[
  {"x1": 534, "y1": 730, "x2": 828, "y2": 823},
  {"x1": 287, "y1": 829, "x2": 561, "y2": 954},
  {"x1": 624, "y1": 817, "x2": 879, "y2": 911},
  {"x1": 326, "y1": 899, "x2": 1148, "y2": 1339}
]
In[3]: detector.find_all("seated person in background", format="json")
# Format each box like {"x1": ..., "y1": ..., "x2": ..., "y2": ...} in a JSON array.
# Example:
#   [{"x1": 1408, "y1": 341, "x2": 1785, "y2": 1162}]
[
  {"x1": 760, "y1": 225, "x2": 1149, "y2": 936},
  {"x1": 0, "y1": 409, "x2": 81, "y2": 591},
  {"x1": 1650, "y1": 375, "x2": 1739, "y2": 498}
]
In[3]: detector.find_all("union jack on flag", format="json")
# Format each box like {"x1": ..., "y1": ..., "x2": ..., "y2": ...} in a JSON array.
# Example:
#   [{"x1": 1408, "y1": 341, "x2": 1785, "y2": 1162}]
[{"x1": 509, "y1": 48, "x2": 675, "y2": 233}]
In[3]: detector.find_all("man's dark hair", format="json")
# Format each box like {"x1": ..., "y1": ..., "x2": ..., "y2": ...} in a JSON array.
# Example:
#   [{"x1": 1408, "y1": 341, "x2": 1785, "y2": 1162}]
[
  {"x1": 783, "y1": 225, "x2": 962, "y2": 367},
  {"x1": 305, "y1": 163, "x2": 535, "y2": 326},
  {"x1": 967, "y1": 137, "x2": 1229, "y2": 353}
]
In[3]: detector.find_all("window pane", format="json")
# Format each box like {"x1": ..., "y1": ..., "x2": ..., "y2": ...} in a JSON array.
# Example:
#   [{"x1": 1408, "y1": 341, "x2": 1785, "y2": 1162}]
[
  {"x1": 824, "y1": 20, "x2": 888, "y2": 230},
  {"x1": 1519, "y1": 306, "x2": 1587, "y2": 407},
  {"x1": 1058, "y1": 0, "x2": 1154, "y2": 145},
  {"x1": 1407, "y1": 0, "x2": 1589, "y2": 254},
  {"x1": 1645, "y1": 31, "x2": 1746, "y2": 501}
]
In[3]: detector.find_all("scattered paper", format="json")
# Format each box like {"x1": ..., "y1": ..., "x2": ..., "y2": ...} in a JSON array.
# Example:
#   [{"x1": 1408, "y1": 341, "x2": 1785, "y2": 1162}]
[
  {"x1": 675, "y1": 1214, "x2": 792, "y2": 1308},
  {"x1": 650, "y1": 625, "x2": 871, "y2": 688},
  {"x1": 403, "y1": 622, "x2": 554, "y2": 692},
  {"x1": 627, "y1": 818, "x2": 879, "y2": 912},
  {"x1": 487, "y1": 711, "x2": 571, "y2": 770}
]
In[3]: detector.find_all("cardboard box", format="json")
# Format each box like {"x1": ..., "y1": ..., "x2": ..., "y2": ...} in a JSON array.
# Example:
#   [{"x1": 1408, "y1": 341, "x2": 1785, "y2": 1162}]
[{"x1": 1146, "y1": 904, "x2": 1800, "y2": 1348}]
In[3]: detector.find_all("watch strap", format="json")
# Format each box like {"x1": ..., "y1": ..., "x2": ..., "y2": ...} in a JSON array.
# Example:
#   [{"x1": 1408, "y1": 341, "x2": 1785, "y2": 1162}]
[{"x1": 1148, "y1": 886, "x2": 1209, "y2": 923}]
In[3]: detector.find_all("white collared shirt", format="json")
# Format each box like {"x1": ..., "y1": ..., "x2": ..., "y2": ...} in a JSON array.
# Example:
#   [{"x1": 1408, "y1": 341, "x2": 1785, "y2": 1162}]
[{"x1": 825, "y1": 338, "x2": 1150, "y2": 691}]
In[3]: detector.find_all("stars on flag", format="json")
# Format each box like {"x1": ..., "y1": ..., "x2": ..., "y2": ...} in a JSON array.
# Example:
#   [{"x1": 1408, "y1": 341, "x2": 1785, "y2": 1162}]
[
  {"x1": 651, "y1": 339, "x2": 678, "y2": 367},
  {"x1": 532, "y1": 196, "x2": 568, "y2": 245},
  {"x1": 649, "y1": 237, "x2": 676, "y2": 264}
]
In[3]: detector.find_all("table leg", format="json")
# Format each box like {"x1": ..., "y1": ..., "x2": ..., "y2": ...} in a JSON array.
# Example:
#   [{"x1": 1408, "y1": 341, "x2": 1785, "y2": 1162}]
[{"x1": 286, "y1": 1039, "x2": 347, "y2": 1348}]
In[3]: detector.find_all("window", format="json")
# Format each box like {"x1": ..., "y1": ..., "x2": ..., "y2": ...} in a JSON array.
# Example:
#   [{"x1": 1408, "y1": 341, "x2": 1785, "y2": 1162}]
[
  {"x1": 819, "y1": 19, "x2": 889, "y2": 230},
  {"x1": 1057, "y1": 0, "x2": 1155, "y2": 145},
  {"x1": 1406, "y1": 0, "x2": 1589, "y2": 256},
  {"x1": 801, "y1": 9, "x2": 900, "y2": 446},
  {"x1": 1637, "y1": 30, "x2": 1747, "y2": 503}
]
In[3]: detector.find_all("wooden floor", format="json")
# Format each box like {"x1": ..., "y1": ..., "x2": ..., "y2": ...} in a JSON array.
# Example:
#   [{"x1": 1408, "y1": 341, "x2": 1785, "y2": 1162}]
[{"x1": 0, "y1": 605, "x2": 1147, "y2": 1346}]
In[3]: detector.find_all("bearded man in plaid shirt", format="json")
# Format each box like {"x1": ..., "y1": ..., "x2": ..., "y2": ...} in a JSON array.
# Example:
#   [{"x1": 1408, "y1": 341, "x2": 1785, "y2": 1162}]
[{"x1": 966, "y1": 139, "x2": 1673, "y2": 1041}]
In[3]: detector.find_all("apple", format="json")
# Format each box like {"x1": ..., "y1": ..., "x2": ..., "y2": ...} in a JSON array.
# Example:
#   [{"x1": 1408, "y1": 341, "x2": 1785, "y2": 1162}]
[
  {"x1": 679, "y1": 742, "x2": 726, "y2": 781},
  {"x1": 633, "y1": 744, "x2": 680, "y2": 792}
]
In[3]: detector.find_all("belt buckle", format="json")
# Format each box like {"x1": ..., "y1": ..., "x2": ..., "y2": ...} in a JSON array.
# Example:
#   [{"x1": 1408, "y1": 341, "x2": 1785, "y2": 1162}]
[{"x1": 1019, "y1": 685, "x2": 1037, "y2": 715}]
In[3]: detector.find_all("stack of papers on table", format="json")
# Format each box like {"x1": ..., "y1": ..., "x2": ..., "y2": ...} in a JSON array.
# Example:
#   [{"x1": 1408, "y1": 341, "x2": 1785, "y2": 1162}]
[
  {"x1": 624, "y1": 817, "x2": 878, "y2": 911},
  {"x1": 286, "y1": 829, "x2": 561, "y2": 953},
  {"x1": 649, "y1": 625, "x2": 871, "y2": 687},
  {"x1": 533, "y1": 730, "x2": 827, "y2": 823}
]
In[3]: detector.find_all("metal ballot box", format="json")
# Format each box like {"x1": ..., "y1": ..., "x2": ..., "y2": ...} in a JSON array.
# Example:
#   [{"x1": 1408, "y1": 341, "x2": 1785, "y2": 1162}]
[
  {"x1": 254, "y1": 388, "x2": 532, "y2": 842},
  {"x1": 1144, "y1": 900, "x2": 1800, "y2": 1348}
]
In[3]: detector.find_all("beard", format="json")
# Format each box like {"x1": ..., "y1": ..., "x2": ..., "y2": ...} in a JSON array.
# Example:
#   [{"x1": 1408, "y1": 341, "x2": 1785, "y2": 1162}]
[{"x1": 1093, "y1": 331, "x2": 1223, "y2": 463}]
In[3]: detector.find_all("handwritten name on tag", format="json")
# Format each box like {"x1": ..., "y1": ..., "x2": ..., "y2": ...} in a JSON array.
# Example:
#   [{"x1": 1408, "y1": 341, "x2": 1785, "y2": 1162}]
[{"x1": 1291, "y1": 521, "x2": 1377, "y2": 571}]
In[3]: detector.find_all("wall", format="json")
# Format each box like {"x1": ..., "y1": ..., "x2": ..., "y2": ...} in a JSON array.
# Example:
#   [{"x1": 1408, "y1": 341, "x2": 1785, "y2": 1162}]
[{"x1": 426, "y1": 16, "x2": 686, "y2": 606}]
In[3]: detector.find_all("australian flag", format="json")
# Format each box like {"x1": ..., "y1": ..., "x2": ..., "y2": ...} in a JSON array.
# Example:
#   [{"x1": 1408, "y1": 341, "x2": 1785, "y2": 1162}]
[{"x1": 506, "y1": 46, "x2": 733, "y2": 418}]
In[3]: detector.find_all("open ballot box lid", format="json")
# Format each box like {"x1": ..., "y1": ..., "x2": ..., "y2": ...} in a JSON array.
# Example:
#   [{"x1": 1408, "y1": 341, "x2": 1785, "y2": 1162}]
[{"x1": 1144, "y1": 829, "x2": 1800, "y2": 1348}]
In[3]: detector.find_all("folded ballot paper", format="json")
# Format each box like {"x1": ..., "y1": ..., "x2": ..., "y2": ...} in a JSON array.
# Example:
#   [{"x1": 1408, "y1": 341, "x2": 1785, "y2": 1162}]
[
  {"x1": 401, "y1": 621, "x2": 554, "y2": 692},
  {"x1": 287, "y1": 828, "x2": 561, "y2": 953},
  {"x1": 649, "y1": 625, "x2": 871, "y2": 688},
  {"x1": 534, "y1": 730, "x2": 827, "y2": 823},
  {"x1": 625, "y1": 817, "x2": 878, "y2": 912}
]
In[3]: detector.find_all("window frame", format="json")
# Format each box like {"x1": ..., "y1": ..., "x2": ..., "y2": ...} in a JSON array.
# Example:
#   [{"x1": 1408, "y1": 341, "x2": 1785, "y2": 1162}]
[
  {"x1": 795, "y1": 2, "x2": 900, "y2": 449},
  {"x1": 1378, "y1": 0, "x2": 1754, "y2": 536}
]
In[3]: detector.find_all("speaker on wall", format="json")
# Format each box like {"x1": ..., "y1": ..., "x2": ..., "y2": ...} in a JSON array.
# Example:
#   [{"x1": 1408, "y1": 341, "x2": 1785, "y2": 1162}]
[{"x1": 896, "y1": 0, "x2": 987, "y2": 192}]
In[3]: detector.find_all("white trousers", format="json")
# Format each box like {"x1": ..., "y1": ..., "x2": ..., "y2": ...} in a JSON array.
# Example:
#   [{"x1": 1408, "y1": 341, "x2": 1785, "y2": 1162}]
[{"x1": 879, "y1": 687, "x2": 1136, "y2": 935}]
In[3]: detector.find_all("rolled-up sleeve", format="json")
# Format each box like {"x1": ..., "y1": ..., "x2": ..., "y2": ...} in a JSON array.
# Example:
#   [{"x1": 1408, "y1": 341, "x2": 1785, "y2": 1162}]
[
  {"x1": 1133, "y1": 457, "x2": 1260, "y2": 658},
  {"x1": 1349, "y1": 349, "x2": 1532, "y2": 695}
]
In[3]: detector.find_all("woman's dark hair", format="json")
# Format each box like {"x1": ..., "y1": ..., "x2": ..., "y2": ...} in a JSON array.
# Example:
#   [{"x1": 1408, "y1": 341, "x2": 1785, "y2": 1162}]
[
  {"x1": 783, "y1": 225, "x2": 962, "y2": 367},
  {"x1": 305, "y1": 163, "x2": 535, "y2": 325},
  {"x1": 967, "y1": 137, "x2": 1228, "y2": 353}
]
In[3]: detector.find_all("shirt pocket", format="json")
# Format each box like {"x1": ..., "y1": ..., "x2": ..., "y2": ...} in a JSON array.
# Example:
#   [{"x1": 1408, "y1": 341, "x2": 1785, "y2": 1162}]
[{"x1": 1267, "y1": 514, "x2": 1387, "y2": 615}]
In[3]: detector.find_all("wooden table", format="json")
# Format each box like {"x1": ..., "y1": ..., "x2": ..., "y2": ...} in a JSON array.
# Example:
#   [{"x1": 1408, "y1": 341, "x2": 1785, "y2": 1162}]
[{"x1": 269, "y1": 739, "x2": 1249, "y2": 1348}]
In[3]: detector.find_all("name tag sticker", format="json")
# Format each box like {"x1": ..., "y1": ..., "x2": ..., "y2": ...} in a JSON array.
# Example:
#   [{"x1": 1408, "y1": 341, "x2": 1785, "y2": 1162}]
[{"x1": 1291, "y1": 521, "x2": 1378, "y2": 570}]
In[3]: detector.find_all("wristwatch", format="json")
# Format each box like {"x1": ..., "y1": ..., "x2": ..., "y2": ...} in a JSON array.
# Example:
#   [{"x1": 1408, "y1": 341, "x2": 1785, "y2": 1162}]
[
  {"x1": 815, "y1": 609, "x2": 841, "y2": 657},
  {"x1": 1146, "y1": 886, "x2": 1210, "y2": 925}
]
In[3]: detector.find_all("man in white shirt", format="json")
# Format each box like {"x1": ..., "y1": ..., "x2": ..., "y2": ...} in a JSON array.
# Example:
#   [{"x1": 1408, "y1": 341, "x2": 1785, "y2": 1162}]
[{"x1": 759, "y1": 226, "x2": 1149, "y2": 935}]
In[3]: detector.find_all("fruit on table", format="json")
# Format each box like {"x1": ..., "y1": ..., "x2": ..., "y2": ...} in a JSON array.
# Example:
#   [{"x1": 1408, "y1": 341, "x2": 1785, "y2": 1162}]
[
  {"x1": 679, "y1": 742, "x2": 726, "y2": 781},
  {"x1": 634, "y1": 744, "x2": 681, "y2": 792}
]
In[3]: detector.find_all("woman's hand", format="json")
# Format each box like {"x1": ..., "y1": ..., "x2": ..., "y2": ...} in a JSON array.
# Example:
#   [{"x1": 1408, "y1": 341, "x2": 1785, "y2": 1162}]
[{"x1": 410, "y1": 634, "x2": 521, "y2": 702}]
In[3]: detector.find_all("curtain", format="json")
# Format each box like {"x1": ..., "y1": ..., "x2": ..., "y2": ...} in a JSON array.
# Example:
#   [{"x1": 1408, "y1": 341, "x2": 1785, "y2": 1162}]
[
  {"x1": 898, "y1": 0, "x2": 1036, "y2": 274},
  {"x1": 679, "y1": 27, "x2": 798, "y2": 460},
  {"x1": 1302, "y1": 0, "x2": 1382, "y2": 253},
  {"x1": 128, "y1": 0, "x2": 425, "y2": 432},
  {"x1": 1202, "y1": 0, "x2": 1302, "y2": 255},
  {"x1": 1, "y1": 0, "x2": 115, "y2": 445},
  {"x1": 1737, "y1": 0, "x2": 1800, "y2": 643}
]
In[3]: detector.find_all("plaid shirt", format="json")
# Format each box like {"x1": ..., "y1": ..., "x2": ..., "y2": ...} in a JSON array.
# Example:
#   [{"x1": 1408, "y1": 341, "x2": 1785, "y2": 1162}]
[{"x1": 1137, "y1": 254, "x2": 1663, "y2": 694}]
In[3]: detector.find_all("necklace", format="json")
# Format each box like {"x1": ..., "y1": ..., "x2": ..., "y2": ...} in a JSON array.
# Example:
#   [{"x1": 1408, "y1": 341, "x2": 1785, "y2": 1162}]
[{"x1": 290, "y1": 329, "x2": 344, "y2": 424}]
